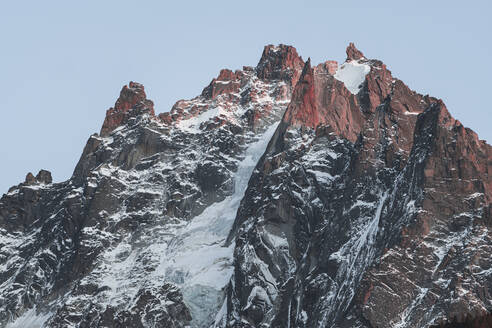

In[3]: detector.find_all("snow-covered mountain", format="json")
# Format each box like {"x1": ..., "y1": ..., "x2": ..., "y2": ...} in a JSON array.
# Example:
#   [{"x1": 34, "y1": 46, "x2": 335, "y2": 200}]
[{"x1": 1, "y1": 44, "x2": 491, "y2": 328}]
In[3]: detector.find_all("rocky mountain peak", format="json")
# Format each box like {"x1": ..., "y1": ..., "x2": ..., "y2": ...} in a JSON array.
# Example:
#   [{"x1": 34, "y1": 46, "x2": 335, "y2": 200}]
[
  {"x1": 35, "y1": 169, "x2": 53, "y2": 184},
  {"x1": 114, "y1": 81, "x2": 147, "y2": 111},
  {"x1": 5, "y1": 169, "x2": 52, "y2": 195},
  {"x1": 161, "y1": 44, "x2": 305, "y2": 130},
  {"x1": 199, "y1": 44, "x2": 303, "y2": 102},
  {"x1": 100, "y1": 81, "x2": 155, "y2": 136},
  {"x1": 282, "y1": 58, "x2": 319, "y2": 128},
  {"x1": 2, "y1": 44, "x2": 491, "y2": 328},
  {"x1": 200, "y1": 68, "x2": 244, "y2": 100},
  {"x1": 256, "y1": 44, "x2": 304, "y2": 85},
  {"x1": 224, "y1": 45, "x2": 492, "y2": 328},
  {"x1": 346, "y1": 42, "x2": 365, "y2": 61},
  {"x1": 24, "y1": 172, "x2": 36, "y2": 184},
  {"x1": 280, "y1": 53, "x2": 365, "y2": 141},
  {"x1": 216, "y1": 68, "x2": 242, "y2": 82},
  {"x1": 24, "y1": 170, "x2": 52, "y2": 186}
]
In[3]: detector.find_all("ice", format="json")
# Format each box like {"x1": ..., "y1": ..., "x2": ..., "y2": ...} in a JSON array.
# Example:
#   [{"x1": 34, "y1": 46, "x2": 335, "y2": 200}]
[
  {"x1": 5, "y1": 308, "x2": 51, "y2": 328},
  {"x1": 334, "y1": 60, "x2": 371, "y2": 94},
  {"x1": 300, "y1": 310, "x2": 308, "y2": 324},
  {"x1": 212, "y1": 298, "x2": 228, "y2": 327},
  {"x1": 152, "y1": 122, "x2": 280, "y2": 326},
  {"x1": 263, "y1": 232, "x2": 288, "y2": 249},
  {"x1": 344, "y1": 199, "x2": 374, "y2": 215}
]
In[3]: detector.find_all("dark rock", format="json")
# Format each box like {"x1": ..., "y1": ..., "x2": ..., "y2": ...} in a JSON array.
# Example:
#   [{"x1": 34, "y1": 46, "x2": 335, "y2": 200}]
[
  {"x1": 36, "y1": 170, "x2": 52, "y2": 184},
  {"x1": 256, "y1": 44, "x2": 305, "y2": 86}
]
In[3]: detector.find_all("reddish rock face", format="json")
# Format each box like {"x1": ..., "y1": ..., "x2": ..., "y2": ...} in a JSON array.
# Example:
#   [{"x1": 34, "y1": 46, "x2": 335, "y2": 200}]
[
  {"x1": 201, "y1": 69, "x2": 243, "y2": 99},
  {"x1": 115, "y1": 81, "x2": 147, "y2": 111},
  {"x1": 100, "y1": 82, "x2": 155, "y2": 136},
  {"x1": 282, "y1": 58, "x2": 360, "y2": 136},
  {"x1": 317, "y1": 60, "x2": 338, "y2": 75},
  {"x1": 256, "y1": 44, "x2": 305, "y2": 86},
  {"x1": 283, "y1": 59, "x2": 319, "y2": 128},
  {"x1": 227, "y1": 43, "x2": 492, "y2": 328},
  {"x1": 346, "y1": 42, "x2": 365, "y2": 61},
  {"x1": 282, "y1": 44, "x2": 435, "y2": 170}
]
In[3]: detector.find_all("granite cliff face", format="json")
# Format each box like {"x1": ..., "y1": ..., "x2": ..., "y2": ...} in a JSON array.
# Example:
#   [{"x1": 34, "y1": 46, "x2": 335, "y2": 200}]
[{"x1": 0, "y1": 44, "x2": 490, "y2": 328}]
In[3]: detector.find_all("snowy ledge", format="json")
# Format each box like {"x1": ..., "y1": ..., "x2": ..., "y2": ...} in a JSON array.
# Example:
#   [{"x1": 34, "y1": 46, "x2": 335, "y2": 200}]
[{"x1": 334, "y1": 60, "x2": 371, "y2": 94}]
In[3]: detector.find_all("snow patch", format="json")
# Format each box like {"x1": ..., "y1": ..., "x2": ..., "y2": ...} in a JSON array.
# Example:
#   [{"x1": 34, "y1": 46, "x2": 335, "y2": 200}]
[
  {"x1": 177, "y1": 107, "x2": 223, "y2": 133},
  {"x1": 334, "y1": 60, "x2": 371, "y2": 94},
  {"x1": 6, "y1": 308, "x2": 51, "y2": 328}
]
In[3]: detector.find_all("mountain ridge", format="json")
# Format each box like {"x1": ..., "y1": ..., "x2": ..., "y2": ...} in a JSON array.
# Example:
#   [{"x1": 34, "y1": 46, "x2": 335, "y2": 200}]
[{"x1": 1, "y1": 43, "x2": 491, "y2": 328}]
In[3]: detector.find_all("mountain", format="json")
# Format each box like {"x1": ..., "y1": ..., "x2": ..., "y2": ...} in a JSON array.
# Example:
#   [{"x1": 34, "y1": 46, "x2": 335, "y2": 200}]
[{"x1": 0, "y1": 44, "x2": 490, "y2": 328}]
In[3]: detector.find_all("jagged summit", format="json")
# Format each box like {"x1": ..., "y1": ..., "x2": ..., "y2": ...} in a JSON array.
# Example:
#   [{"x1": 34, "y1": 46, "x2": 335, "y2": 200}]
[
  {"x1": 6, "y1": 170, "x2": 52, "y2": 195},
  {"x1": 1, "y1": 44, "x2": 491, "y2": 328},
  {"x1": 158, "y1": 44, "x2": 304, "y2": 131},
  {"x1": 225, "y1": 44, "x2": 492, "y2": 328},
  {"x1": 100, "y1": 81, "x2": 155, "y2": 136},
  {"x1": 282, "y1": 57, "x2": 319, "y2": 128},
  {"x1": 99, "y1": 43, "x2": 364, "y2": 138},
  {"x1": 114, "y1": 81, "x2": 147, "y2": 111},
  {"x1": 97, "y1": 45, "x2": 306, "y2": 139},
  {"x1": 346, "y1": 41, "x2": 365, "y2": 61},
  {"x1": 198, "y1": 44, "x2": 304, "y2": 102},
  {"x1": 256, "y1": 44, "x2": 304, "y2": 84},
  {"x1": 27, "y1": 170, "x2": 53, "y2": 185}
]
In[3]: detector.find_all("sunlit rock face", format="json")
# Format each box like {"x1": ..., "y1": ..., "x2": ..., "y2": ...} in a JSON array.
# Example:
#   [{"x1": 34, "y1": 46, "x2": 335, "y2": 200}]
[
  {"x1": 222, "y1": 45, "x2": 492, "y2": 328},
  {"x1": 1, "y1": 44, "x2": 491, "y2": 328}
]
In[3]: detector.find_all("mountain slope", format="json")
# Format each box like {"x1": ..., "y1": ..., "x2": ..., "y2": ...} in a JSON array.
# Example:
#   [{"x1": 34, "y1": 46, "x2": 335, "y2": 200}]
[
  {"x1": 1, "y1": 44, "x2": 490, "y2": 328},
  {"x1": 220, "y1": 45, "x2": 492, "y2": 328},
  {"x1": 0, "y1": 45, "x2": 304, "y2": 328}
]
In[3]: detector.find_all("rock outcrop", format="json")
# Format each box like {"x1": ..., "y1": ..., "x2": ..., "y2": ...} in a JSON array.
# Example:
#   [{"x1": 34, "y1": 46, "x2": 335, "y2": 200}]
[
  {"x1": 100, "y1": 81, "x2": 155, "y2": 136},
  {"x1": 346, "y1": 41, "x2": 366, "y2": 60}
]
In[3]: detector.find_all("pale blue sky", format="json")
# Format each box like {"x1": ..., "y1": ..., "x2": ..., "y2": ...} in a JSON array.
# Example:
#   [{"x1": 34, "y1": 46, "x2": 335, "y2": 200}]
[{"x1": 1, "y1": 0, "x2": 490, "y2": 194}]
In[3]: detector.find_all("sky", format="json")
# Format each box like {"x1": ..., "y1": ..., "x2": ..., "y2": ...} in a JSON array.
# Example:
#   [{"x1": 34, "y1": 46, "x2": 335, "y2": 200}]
[{"x1": 0, "y1": 0, "x2": 491, "y2": 194}]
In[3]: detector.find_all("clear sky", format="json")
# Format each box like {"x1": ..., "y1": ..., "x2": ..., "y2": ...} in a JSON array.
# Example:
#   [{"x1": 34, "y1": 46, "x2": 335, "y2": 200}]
[{"x1": 1, "y1": 0, "x2": 490, "y2": 194}]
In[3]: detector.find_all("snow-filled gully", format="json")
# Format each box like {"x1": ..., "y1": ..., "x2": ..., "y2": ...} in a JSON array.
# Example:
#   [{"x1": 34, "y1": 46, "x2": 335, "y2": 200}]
[
  {"x1": 156, "y1": 123, "x2": 280, "y2": 327},
  {"x1": 321, "y1": 192, "x2": 388, "y2": 326}
]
